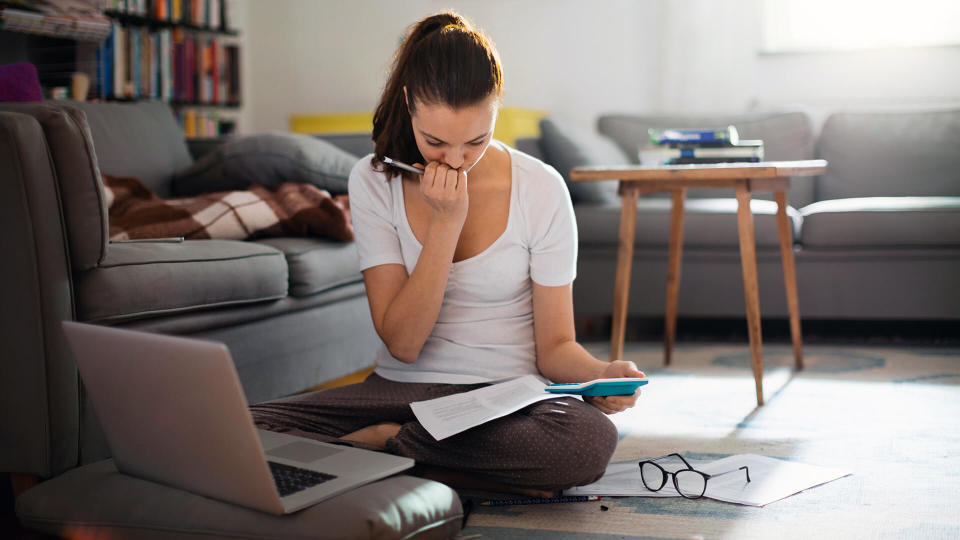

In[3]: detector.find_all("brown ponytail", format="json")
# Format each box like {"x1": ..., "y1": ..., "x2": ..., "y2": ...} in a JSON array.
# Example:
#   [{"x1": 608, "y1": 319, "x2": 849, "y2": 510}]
[{"x1": 371, "y1": 11, "x2": 503, "y2": 179}]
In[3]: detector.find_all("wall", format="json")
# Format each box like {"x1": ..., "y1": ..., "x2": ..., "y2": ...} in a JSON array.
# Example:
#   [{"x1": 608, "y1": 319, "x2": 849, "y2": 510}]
[
  {"x1": 239, "y1": 0, "x2": 662, "y2": 134},
  {"x1": 657, "y1": 0, "x2": 960, "y2": 132},
  {"x1": 237, "y1": 0, "x2": 960, "y2": 136}
]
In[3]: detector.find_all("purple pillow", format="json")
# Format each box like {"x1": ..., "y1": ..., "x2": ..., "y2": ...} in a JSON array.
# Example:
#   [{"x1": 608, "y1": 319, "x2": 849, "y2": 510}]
[{"x1": 0, "y1": 62, "x2": 43, "y2": 102}]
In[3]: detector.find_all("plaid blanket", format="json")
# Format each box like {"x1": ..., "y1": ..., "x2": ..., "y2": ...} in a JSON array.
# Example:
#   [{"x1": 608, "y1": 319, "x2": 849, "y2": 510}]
[{"x1": 103, "y1": 174, "x2": 353, "y2": 242}]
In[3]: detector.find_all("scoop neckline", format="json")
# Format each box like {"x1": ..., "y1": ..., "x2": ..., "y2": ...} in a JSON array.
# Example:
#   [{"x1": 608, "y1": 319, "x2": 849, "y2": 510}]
[{"x1": 397, "y1": 143, "x2": 516, "y2": 267}]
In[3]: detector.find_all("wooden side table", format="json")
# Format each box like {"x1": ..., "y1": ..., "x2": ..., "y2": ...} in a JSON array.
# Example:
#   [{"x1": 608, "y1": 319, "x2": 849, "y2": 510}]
[{"x1": 570, "y1": 160, "x2": 827, "y2": 406}]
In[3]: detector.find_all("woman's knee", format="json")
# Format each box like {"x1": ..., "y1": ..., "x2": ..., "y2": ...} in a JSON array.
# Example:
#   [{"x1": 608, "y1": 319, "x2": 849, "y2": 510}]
[{"x1": 534, "y1": 405, "x2": 619, "y2": 488}]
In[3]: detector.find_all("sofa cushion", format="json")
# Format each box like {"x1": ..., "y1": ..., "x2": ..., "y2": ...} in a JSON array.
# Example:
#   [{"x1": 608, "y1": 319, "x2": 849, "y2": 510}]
[
  {"x1": 70, "y1": 100, "x2": 193, "y2": 197},
  {"x1": 816, "y1": 109, "x2": 960, "y2": 200},
  {"x1": 0, "y1": 101, "x2": 109, "y2": 270},
  {"x1": 800, "y1": 197, "x2": 960, "y2": 248},
  {"x1": 596, "y1": 111, "x2": 817, "y2": 207},
  {"x1": 538, "y1": 118, "x2": 626, "y2": 203},
  {"x1": 576, "y1": 198, "x2": 801, "y2": 249},
  {"x1": 172, "y1": 133, "x2": 357, "y2": 197},
  {"x1": 254, "y1": 237, "x2": 363, "y2": 298},
  {"x1": 76, "y1": 240, "x2": 288, "y2": 323},
  {"x1": 17, "y1": 459, "x2": 463, "y2": 540}
]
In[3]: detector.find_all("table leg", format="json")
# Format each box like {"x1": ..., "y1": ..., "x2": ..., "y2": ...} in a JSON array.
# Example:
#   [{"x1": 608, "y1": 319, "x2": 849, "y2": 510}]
[
  {"x1": 610, "y1": 186, "x2": 639, "y2": 361},
  {"x1": 775, "y1": 190, "x2": 804, "y2": 370},
  {"x1": 664, "y1": 189, "x2": 686, "y2": 366},
  {"x1": 735, "y1": 183, "x2": 764, "y2": 406}
]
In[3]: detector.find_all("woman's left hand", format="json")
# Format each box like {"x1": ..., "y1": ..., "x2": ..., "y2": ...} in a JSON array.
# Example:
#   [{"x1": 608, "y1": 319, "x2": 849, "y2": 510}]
[{"x1": 584, "y1": 360, "x2": 646, "y2": 415}]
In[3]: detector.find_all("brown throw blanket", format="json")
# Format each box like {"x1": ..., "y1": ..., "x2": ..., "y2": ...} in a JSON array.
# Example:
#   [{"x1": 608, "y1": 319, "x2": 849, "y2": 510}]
[{"x1": 103, "y1": 174, "x2": 353, "y2": 242}]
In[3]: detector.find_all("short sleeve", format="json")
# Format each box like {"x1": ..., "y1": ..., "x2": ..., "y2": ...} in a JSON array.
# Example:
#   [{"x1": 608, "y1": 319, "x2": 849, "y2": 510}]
[
  {"x1": 348, "y1": 156, "x2": 405, "y2": 271},
  {"x1": 525, "y1": 163, "x2": 578, "y2": 286}
]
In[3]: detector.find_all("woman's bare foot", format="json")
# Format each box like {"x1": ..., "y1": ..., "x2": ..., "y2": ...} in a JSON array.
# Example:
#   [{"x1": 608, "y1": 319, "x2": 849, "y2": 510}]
[{"x1": 340, "y1": 422, "x2": 402, "y2": 450}]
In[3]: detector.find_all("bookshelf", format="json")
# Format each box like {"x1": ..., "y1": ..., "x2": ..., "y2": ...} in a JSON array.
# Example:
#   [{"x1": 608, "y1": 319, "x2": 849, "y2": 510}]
[
  {"x1": 0, "y1": 0, "x2": 242, "y2": 138},
  {"x1": 99, "y1": 0, "x2": 242, "y2": 138}
]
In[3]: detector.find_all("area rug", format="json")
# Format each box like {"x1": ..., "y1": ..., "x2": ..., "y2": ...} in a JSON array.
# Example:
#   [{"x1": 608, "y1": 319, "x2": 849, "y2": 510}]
[{"x1": 460, "y1": 342, "x2": 960, "y2": 539}]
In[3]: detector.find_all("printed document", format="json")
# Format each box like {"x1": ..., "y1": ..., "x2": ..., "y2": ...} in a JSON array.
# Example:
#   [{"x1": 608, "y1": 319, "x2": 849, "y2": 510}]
[
  {"x1": 565, "y1": 454, "x2": 850, "y2": 506},
  {"x1": 565, "y1": 460, "x2": 682, "y2": 497},
  {"x1": 700, "y1": 454, "x2": 851, "y2": 506},
  {"x1": 410, "y1": 374, "x2": 557, "y2": 440}
]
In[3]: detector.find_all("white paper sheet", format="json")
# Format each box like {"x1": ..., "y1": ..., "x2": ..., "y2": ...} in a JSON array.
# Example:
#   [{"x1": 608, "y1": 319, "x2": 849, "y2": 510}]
[
  {"x1": 409, "y1": 375, "x2": 558, "y2": 441},
  {"x1": 700, "y1": 453, "x2": 852, "y2": 507},
  {"x1": 564, "y1": 454, "x2": 851, "y2": 507},
  {"x1": 564, "y1": 461, "x2": 682, "y2": 497}
]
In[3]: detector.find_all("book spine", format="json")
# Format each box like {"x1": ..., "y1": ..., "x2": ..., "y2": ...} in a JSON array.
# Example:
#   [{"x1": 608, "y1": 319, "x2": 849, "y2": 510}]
[
  {"x1": 226, "y1": 44, "x2": 239, "y2": 104},
  {"x1": 641, "y1": 145, "x2": 762, "y2": 162},
  {"x1": 649, "y1": 125, "x2": 739, "y2": 145},
  {"x1": 211, "y1": 39, "x2": 219, "y2": 104},
  {"x1": 131, "y1": 28, "x2": 140, "y2": 98},
  {"x1": 184, "y1": 109, "x2": 197, "y2": 138},
  {"x1": 101, "y1": 24, "x2": 114, "y2": 98},
  {"x1": 124, "y1": 27, "x2": 133, "y2": 98},
  {"x1": 680, "y1": 146, "x2": 762, "y2": 159},
  {"x1": 186, "y1": 34, "x2": 195, "y2": 102},
  {"x1": 162, "y1": 29, "x2": 172, "y2": 100},
  {"x1": 669, "y1": 157, "x2": 761, "y2": 165},
  {"x1": 113, "y1": 25, "x2": 124, "y2": 97},
  {"x1": 173, "y1": 29, "x2": 183, "y2": 101}
]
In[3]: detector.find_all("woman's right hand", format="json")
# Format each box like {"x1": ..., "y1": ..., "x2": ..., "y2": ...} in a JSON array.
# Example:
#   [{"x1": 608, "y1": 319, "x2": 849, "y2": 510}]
[{"x1": 419, "y1": 161, "x2": 468, "y2": 228}]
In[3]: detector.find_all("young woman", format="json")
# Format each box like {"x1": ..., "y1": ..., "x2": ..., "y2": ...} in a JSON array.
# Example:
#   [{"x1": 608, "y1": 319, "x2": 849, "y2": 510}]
[{"x1": 251, "y1": 11, "x2": 644, "y2": 491}]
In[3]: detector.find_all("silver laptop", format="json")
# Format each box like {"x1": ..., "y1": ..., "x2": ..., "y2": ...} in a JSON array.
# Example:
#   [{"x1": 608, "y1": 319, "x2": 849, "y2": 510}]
[{"x1": 62, "y1": 321, "x2": 413, "y2": 515}]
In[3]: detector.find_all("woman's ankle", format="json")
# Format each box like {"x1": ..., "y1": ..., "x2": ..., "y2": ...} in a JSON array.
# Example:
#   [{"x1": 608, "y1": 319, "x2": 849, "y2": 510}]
[{"x1": 340, "y1": 422, "x2": 402, "y2": 449}]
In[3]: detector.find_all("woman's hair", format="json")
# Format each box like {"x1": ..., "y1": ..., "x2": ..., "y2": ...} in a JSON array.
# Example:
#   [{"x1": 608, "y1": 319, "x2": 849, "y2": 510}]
[{"x1": 371, "y1": 11, "x2": 503, "y2": 178}]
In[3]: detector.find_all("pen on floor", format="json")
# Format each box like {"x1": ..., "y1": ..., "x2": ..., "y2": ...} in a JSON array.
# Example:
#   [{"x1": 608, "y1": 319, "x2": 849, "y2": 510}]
[
  {"x1": 478, "y1": 495, "x2": 601, "y2": 506},
  {"x1": 383, "y1": 156, "x2": 424, "y2": 175}
]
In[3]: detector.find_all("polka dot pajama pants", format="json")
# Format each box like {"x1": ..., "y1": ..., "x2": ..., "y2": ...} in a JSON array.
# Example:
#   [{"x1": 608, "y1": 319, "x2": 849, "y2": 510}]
[{"x1": 249, "y1": 373, "x2": 619, "y2": 490}]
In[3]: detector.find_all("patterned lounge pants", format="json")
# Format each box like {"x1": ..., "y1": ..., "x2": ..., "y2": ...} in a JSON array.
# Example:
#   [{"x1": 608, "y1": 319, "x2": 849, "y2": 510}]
[{"x1": 249, "y1": 373, "x2": 619, "y2": 490}]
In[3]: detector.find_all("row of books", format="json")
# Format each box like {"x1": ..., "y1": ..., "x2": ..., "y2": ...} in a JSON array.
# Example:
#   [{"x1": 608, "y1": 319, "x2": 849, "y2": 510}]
[
  {"x1": 97, "y1": 23, "x2": 240, "y2": 104},
  {"x1": 640, "y1": 125, "x2": 765, "y2": 165},
  {"x1": 177, "y1": 109, "x2": 237, "y2": 139},
  {"x1": 104, "y1": 0, "x2": 227, "y2": 30}
]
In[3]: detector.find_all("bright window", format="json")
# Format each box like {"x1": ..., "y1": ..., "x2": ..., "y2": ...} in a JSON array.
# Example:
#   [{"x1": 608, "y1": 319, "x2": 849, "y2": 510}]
[{"x1": 761, "y1": 0, "x2": 960, "y2": 53}]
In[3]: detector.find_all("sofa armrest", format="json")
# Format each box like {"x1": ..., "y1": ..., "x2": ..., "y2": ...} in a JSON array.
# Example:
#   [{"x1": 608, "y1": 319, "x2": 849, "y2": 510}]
[{"x1": 0, "y1": 112, "x2": 79, "y2": 477}]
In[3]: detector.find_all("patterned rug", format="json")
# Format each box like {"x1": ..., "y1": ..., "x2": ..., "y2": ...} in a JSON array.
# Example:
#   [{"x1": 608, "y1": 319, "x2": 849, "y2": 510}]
[{"x1": 460, "y1": 342, "x2": 960, "y2": 539}]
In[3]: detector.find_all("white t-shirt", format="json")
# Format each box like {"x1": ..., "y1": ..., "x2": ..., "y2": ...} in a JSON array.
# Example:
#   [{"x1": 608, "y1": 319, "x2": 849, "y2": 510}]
[{"x1": 347, "y1": 144, "x2": 578, "y2": 384}]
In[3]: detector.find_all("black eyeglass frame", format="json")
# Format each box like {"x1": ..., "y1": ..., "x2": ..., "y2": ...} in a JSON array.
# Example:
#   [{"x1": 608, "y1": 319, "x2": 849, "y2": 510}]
[{"x1": 638, "y1": 453, "x2": 751, "y2": 499}]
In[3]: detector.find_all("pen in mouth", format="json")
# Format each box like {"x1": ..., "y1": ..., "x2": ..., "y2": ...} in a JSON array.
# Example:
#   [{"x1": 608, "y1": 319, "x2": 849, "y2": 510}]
[{"x1": 383, "y1": 156, "x2": 424, "y2": 175}]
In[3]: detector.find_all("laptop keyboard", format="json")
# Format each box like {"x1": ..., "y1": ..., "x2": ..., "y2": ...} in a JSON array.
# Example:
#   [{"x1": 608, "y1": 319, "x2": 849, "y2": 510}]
[{"x1": 268, "y1": 461, "x2": 337, "y2": 497}]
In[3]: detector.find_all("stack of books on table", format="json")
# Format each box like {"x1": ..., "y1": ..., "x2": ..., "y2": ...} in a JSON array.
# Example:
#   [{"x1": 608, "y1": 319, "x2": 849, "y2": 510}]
[{"x1": 639, "y1": 125, "x2": 764, "y2": 166}]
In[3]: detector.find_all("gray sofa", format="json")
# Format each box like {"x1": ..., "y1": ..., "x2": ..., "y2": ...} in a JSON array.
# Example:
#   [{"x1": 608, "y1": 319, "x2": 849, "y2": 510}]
[
  {"x1": 0, "y1": 101, "x2": 462, "y2": 538},
  {"x1": 519, "y1": 109, "x2": 960, "y2": 324}
]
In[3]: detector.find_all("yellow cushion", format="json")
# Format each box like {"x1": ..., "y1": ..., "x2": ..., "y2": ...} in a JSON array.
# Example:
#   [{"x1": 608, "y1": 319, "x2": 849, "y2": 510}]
[
  {"x1": 493, "y1": 107, "x2": 548, "y2": 147},
  {"x1": 290, "y1": 112, "x2": 373, "y2": 134},
  {"x1": 289, "y1": 107, "x2": 548, "y2": 147}
]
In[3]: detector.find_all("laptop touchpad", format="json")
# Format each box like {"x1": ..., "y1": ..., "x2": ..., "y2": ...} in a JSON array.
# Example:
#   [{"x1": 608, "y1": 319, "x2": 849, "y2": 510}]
[{"x1": 267, "y1": 441, "x2": 343, "y2": 463}]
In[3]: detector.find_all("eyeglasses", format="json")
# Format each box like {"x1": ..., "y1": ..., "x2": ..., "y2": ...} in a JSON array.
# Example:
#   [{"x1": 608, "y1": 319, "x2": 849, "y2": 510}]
[{"x1": 638, "y1": 453, "x2": 751, "y2": 499}]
